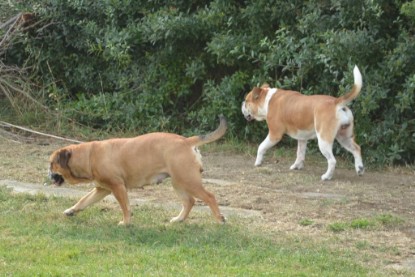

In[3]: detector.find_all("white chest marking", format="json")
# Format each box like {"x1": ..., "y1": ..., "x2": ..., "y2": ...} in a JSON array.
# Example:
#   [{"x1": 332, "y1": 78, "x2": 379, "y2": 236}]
[{"x1": 258, "y1": 88, "x2": 277, "y2": 119}]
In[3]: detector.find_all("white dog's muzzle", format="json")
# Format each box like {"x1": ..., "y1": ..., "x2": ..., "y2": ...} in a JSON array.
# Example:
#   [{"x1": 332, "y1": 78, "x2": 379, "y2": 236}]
[{"x1": 241, "y1": 101, "x2": 253, "y2": 121}]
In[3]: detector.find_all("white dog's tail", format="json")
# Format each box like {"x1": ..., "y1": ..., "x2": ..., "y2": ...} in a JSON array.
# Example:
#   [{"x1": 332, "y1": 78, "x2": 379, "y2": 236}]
[
  {"x1": 336, "y1": 65, "x2": 363, "y2": 106},
  {"x1": 186, "y1": 115, "x2": 227, "y2": 147}
]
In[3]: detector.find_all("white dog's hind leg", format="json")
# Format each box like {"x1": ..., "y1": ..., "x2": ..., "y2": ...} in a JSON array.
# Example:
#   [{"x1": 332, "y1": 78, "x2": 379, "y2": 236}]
[
  {"x1": 290, "y1": 140, "x2": 307, "y2": 170},
  {"x1": 318, "y1": 139, "x2": 336, "y2": 180},
  {"x1": 336, "y1": 135, "x2": 364, "y2": 175},
  {"x1": 336, "y1": 108, "x2": 364, "y2": 176},
  {"x1": 255, "y1": 134, "x2": 278, "y2": 166}
]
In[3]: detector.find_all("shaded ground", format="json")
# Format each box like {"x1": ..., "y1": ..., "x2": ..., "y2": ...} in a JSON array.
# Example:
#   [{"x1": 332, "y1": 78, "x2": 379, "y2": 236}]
[{"x1": 0, "y1": 132, "x2": 414, "y2": 274}]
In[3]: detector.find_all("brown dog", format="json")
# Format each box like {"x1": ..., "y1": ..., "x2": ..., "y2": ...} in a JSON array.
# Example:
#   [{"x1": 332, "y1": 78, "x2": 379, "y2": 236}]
[
  {"x1": 49, "y1": 116, "x2": 227, "y2": 225},
  {"x1": 242, "y1": 66, "x2": 364, "y2": 180}
]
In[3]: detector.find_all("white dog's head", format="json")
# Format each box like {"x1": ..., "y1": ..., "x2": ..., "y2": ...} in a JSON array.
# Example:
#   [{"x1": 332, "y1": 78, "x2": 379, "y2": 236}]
[{"x1": 241, "y1": 84, "x2": 271, "y2": 122}]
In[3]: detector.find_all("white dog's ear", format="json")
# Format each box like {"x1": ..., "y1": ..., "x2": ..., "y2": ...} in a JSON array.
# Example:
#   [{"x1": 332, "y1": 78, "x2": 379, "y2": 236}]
[{"x1": 253, "y1": 87, "x2": 261, "y2": 100}]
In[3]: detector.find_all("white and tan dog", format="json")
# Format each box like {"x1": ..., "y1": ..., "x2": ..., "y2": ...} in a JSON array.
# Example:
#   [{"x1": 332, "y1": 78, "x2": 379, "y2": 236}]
[
  {"x1": 49, "y1": 116, "x2": 227, "y2": 225},
  {"x1": 242, "y1": 66, "x2": 364, "y2": 180}
]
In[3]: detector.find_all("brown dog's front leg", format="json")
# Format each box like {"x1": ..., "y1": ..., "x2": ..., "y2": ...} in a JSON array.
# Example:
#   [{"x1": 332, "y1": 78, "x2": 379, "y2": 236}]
[{"x1": 64, "y1": 187, "x2": 111, "y2": 216}]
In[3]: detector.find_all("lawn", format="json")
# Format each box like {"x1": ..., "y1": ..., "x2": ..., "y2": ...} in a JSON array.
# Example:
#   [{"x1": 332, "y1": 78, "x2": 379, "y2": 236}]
[{"x1": 0, "y1": 186, "x2": 371, "y2": 276}]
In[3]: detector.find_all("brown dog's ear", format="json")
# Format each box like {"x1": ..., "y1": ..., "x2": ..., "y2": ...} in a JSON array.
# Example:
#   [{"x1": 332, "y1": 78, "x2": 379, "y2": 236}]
[
  {"x1": 260, "y1": 83, "x2": 270, "y2": 89},
  {"x1": 57, "y1": 149, "x2": 72, "y2": 168}
]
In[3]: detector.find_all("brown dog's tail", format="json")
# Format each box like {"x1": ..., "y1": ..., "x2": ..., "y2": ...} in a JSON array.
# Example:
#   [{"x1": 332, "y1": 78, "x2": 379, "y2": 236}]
[
  {"x1": 335, "y1": 65, "x2": 363, "y2": 106},
  {"x1": 186, "y1": 115, "x2": 227, "y2": 147}
]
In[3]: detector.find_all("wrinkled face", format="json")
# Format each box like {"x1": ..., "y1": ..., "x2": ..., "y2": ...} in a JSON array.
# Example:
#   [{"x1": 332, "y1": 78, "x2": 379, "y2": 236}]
[
  {"x1": 241, "y1": 87, "x2": 265, "y2": 121},
  {"x1": 49, "y1": 171, "x2": 64, "y2": 186},
  {"x1": 48, "y1": 149, "x2": 71, "y2": 186}
]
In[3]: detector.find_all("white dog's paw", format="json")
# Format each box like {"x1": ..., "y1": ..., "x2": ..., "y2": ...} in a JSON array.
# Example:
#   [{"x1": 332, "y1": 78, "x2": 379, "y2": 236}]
[
  {"x1": 356, "y1": 165, "x2": 365, "y2": 176},
  {"x1": 63, "y1": 208, "x2": 75, "y2": 216},
  {"x1": 321, "y1": 173, "x2": 332, "y2": 181},
  {"x1": 290, "y1": 162, "x2": 304, "y2": 170},
  {"x1": 254, "y1": 158, "x2": 263, "y2": 166},
  {"x1": 254, "y1": 154, "x2": 264, "y2": 166}
]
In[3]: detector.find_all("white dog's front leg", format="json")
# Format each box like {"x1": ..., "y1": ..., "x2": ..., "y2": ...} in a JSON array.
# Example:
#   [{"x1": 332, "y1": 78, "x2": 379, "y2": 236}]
[{"x1": 255, "y1": 135, "x2": 278, "y2": 166}]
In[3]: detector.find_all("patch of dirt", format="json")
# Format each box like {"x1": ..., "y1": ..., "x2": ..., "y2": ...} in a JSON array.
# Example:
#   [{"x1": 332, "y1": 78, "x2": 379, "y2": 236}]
[{"x1": 1, "y1": 134, "x2": 414, "y2": 274}]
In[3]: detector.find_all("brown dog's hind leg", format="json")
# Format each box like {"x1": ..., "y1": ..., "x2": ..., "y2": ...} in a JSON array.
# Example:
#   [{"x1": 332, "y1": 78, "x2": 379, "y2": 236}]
[
  {"x1": 64, "y1": 187, "x2": 111, "y2": 216},
  {"x1": 168, "y1": 152, "x2": 225, "y2": 223},
  {"x1": 193, "y1": 187, "x2": 225, "y2": 223},
  {"x1": 170, "y1": 187, "x2": 196, "y2": 223},
  {"x1": 185, "y1": 181, "x2": 225, "y2": 223},
  {"x1": 171, "y1": 174, "x2": 225, "y2": 223}
]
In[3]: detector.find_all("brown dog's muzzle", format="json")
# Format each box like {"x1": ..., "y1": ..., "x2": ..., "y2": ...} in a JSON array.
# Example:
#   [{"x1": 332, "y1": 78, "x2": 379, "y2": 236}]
[{"x1": 49, "y1": 171, "x2": 65, "y2": 186}]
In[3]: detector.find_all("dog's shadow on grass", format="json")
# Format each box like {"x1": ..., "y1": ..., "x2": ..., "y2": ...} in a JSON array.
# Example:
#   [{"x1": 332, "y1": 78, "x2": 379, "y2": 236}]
[{"x1": 57, "y1": 204, "x2": 240, "y2": 248}]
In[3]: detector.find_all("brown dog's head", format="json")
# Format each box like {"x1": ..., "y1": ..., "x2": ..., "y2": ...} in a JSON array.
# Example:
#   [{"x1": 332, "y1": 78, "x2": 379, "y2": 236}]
[
  {"x1": 48, "y1": 148, "x2": 72, "y2": 186},
  {"x1": 241, "y1": 84, "x2": 270, "y2": 122}
]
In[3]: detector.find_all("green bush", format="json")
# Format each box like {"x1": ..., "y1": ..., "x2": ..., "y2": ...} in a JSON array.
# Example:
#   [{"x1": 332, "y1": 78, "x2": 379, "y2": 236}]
[{"x1": 3, "y1": 0, "x2": 415, "y2": 165}]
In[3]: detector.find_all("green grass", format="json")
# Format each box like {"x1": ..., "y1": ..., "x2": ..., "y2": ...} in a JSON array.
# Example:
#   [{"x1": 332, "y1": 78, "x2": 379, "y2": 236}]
[
  {"x1": 327, "y1": 222, "x2": 349, "y2": 233},
  {"x1": 328, "y1": 214, "x2": 404, "y2": 233},
  {"x1": 0, "y1": 186, "x2": 382, "y2": 276},
  {"x1": 375, "y1": 214, "x2": 405, "y2": 226},
  {"x1": 299, "y1": 218, "x2": 314, "y2": 226}
]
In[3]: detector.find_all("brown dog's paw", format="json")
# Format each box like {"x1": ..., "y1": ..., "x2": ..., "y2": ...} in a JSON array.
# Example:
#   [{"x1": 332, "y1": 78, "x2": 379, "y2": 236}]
[
  {"x1": 118, "y1": 220, "x2": 131, "y2": 226},
  {"x1": 63, "y1": 208, "x2": 75, "y2": 216},
  {"x1": 170, "y1": 216, "x2": 184, "y2": 223},
  {"x1": 219, "y1": 214, "x2": 226, "y2": 224}
]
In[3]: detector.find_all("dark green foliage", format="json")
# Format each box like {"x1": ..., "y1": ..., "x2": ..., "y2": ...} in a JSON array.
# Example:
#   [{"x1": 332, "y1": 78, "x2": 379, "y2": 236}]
[{"x1": 3, "y1": 0, "x2": 415, "y2": 164}]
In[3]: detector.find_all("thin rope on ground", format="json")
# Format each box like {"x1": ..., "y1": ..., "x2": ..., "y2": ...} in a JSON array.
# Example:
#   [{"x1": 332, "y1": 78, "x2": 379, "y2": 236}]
[{"x1": 0, "y1": 120, "x2": 83, "y2": 143}]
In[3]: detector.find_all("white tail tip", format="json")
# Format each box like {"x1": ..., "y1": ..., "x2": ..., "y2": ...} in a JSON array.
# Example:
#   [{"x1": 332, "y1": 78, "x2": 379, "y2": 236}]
[{"x1": 353, "y1": 65, "x2": 363, "y2": 89}]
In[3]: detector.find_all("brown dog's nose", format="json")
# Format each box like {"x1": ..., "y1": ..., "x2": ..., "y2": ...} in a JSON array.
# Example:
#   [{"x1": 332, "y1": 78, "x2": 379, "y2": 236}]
[{"x1": 50, "y1": 173, "x2": 65, "y2": 186}]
